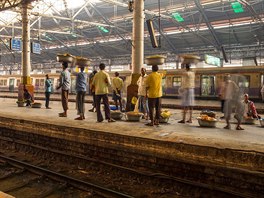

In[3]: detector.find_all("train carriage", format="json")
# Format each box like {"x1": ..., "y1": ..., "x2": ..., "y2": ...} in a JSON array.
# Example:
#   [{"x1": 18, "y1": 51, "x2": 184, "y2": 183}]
[{"x1": 0, "y1": 66, "x2": 263, "y2": 100}]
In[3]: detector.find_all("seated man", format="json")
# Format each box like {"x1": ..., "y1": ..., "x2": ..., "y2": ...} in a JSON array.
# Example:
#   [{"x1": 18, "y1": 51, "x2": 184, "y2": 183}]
[
  {"x1": 242, "y1": 94, "x2": 261, "y2": 119},
  {"x1": 24, "y1": 89, "x2": 33, "y2": 107}
]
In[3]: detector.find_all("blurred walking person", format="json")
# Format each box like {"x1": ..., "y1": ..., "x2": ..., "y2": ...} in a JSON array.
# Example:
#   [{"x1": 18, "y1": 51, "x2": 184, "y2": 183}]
[
  {"x1": 178, "y1": 63, "x2": 195, "y2": 123},
  {"x1": 92, "y1": 63, "x2": 115, "y2": 122},
  {"x1": 75, "y1": 67, "x2": 87, "y2": 120},
  {"x1": 223, "y1": 75, "x2": 244, "y2": 130},
  {"x1": 45, "y1": 74, "x2": 52, "y2": 109},
  {"x1": 261, "y1": 84, "x2": 264, "y2": 102},
  {"x1": 56, "y1": 61, "x2": 71, "y2": 117},
  {"x1": 145, "y1": 65, "x2": 162, "y2": 126},
  {"x1": 218, "y1": 77, "x2": 228, "y2": 118}
]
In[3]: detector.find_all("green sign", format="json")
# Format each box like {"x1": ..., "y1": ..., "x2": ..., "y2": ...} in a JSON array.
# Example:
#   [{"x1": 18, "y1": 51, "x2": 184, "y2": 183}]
[
  {"x1": 172, "y1": 12, "x2": 184, "y2": 22},
  {"x1": 97, "y1": 26, "x2": 109, "y2": 33},
  {"x1": 231, "y1": 2, "x2": 244, "y2": 13},
  {"x1": 205, "y1": 54, "x2": 221, "y2": 67}
]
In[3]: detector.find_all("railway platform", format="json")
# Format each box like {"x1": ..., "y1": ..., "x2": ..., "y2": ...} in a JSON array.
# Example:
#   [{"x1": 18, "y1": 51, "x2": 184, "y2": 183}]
[
  {"x1": 0, "y1": 91, "x2": 264, "y2": 113},
  {"x1": 0, "y1": 97, "x2": 263, "y2": 197}
]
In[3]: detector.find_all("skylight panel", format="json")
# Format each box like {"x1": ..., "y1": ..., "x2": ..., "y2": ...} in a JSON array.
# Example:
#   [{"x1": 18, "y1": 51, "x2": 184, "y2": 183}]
[{"x1": 0, "y1": 11, "x2": 19, "y2": 26}]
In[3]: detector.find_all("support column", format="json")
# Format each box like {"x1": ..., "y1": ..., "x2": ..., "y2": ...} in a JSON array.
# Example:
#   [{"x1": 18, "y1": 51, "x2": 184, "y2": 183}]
[
  {"x1": 18, "y1": 2, "x2": 34, "y2": 106},
  {"x1": 131, "y1": 0, "x2": 144, "y2": 77},
  {"x1": 22, "y1": 2, "x2": 31, "y2": 84},
  {"x1": 126, "y1": 0, "x2": 145, "y2": 111}
]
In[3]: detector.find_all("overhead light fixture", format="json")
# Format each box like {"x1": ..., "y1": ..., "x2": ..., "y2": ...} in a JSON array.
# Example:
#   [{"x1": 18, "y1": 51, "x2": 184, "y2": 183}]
[
  {"x1": 97, "y1": 26, "x2": 109, "y2": 33},
  {"x1": 171, "y1": 12, "x2": 184, "y2": 22},
  {"x1": 128, "y1": 0, "x2": 133, "y2": 12},
  {"x1": 231, "y1": 1, "x2": 244, "y2": 13}
]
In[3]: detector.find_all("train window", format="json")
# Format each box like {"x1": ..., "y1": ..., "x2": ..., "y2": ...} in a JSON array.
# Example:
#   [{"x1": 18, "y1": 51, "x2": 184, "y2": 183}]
[
  {"x1": 0, "y1": 80, "x2": 7, "y2": 86},
  {"x1": 201, "y1": 75, "x2": 215, "y2": 96},
  {"x1": 172, "y1": 76, "x2": 182, "y2": 87},
  {"x1": 40, "y1": 79, "x2": 44, "y2": 86},
  {"x1": 261, "y1": 75, "x2": 264, "y2": 86},
  {"x1": 35, "y1": 79, "x2": 40, "y2": 86},
  {"x1": 56, "y1": 79, "x2": 60, "y2": 86},
  {"x1": 17, "y1": 80, "x2": 20, "y2": 86},
  {"x1": 238, "y1": 75, "x2": 250, "y2": 88}
]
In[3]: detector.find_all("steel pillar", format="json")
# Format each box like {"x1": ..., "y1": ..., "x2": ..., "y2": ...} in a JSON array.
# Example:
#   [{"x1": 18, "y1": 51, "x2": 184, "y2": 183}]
[
  {"x1": 131, "y1": 0, "x2": 144, "y2": 76},
  {"x1": 21, "y1": 2, "x2": 31, "y2": 84},
  {"x1": 126, "y1": 0, "x2": 145, "y2": 111}
]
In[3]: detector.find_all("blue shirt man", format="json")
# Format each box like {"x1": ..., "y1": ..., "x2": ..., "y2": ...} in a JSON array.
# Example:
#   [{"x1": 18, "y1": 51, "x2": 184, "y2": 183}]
[
  {"x1": 45, "y1": 74, "x2": 52, "y2": 109},
  {"x1": 75, "y1": 67, "x2": 87, "y2": 120},
  {"x1": 76, "y1": 70, "x2": 87, "y2": 92}
]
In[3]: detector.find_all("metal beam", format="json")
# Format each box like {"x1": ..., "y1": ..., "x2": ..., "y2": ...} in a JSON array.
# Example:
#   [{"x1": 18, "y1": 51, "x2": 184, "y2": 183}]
[
  {"x1": 194, "y1": 0, "x2": 222, "y2": 49},
  {"x1": 87, "y1": 1, "x2": 133, "y2": 49}
]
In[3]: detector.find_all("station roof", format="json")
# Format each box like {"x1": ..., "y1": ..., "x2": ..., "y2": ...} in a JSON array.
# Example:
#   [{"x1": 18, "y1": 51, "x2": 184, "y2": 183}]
[{"x1": 0, "y1": 0, "x2": 263, "y2": 67}]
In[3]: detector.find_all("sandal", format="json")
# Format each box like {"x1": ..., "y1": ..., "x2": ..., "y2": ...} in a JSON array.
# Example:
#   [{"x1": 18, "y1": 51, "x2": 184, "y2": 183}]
[
  {"x1": 224, "y1": 125, "x2": 231, "y2": 129},
  {"x1": 154, "y1": 122, "x2": 159, "y2": 126},
  {"x1": 236, "y1": 126, "x2": 244, "y2": 130},
  {"x1": 178, "y1": 120, "x2": 185, "y2": 123},
  {"x1": 145, "y1": 122, "x2": 154, "y2": 126},
  {"x1": 74, "y1": 117, "x2": 83, "y2": 120},
  {"x1": 59, "y1": 113, "x2": 67, "y2": 117}
]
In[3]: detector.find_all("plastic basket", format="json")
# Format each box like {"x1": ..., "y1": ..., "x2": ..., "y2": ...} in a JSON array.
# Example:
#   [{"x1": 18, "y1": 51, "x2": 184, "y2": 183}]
[
  {"x1": 57, "y1": 54, "x2": 74, "y2": 63},
  {"x1": 197, "y1": 119, "x2": 217, "y2": 128},
  {"x1": 259, "y1": 119, "x2": 264, "y2": 127},
  {"x1": 110, "y1": 111, "x2": 123, "y2": 120}
]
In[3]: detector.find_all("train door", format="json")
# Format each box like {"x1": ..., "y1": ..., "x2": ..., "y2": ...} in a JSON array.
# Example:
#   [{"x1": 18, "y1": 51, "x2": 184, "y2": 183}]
[
  {"x1": 50, "y1": 78, "x2": 55, "y2": 93},
  {"x1": 201, "y1": 75, "x2": 215, "y2": 96},
  {"x1": 9, "y1": 78, "x2": 15, "y2": 92},
  {"x1": 71, "y1": 76, "x2": 76, "y2": 94}
]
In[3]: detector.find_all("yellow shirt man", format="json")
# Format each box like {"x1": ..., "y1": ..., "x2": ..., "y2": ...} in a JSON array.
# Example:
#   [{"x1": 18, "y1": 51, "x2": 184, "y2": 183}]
[
  {"x1": 92, "y1": 70, "x2": 111, "y2": 95},
  {"x1": 146, "y1": 72, "x2": 162, "y2": 98},
  {"x1": 112, "y1": 77, "x2": 123, "y2": 92}
]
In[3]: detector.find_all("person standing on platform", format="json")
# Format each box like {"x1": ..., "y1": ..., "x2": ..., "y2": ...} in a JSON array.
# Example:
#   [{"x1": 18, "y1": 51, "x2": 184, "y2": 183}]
[
  {"x1": 261, "y1": 84, "x2": 264, "y2": 102},
  {"x1": 45, "y1": 74, "x2": 52, "y2": 109},
  {"x1": 145, "y1": 65, "x2": 162, "y2": 126},
  {"x1": 56, "y1": 61, "x2": 71, "y2": 117},
  {"x1": 88, "y1": 70, "x2": 97, "y2": 112},
  {"x1": 223, "y1": 75, "x2": 244, "y2": 130},
  {"x1": 178, "y1": 63, "x2": 195, "y2": 123},
  {"x1": 137, "y1": 68, "x2": 149, "y2": 119},
  {"x1": 112, "y1": 72, "x2": 124, "y2": 111},
  {"x1": 75, "y1": 67, "x2": 87, "y2": 120},
  {"x1": 92, "y1": 63, "x2": 115, "y2": 122}
]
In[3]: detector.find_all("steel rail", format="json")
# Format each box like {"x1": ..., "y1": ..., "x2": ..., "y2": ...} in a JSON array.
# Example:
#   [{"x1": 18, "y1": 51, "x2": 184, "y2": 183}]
[
  {"x1": 0, "y1": 154, "x2": 134, "y2": 198},
  {"x1": 0, "y1": 135, "x2": 261, "y2": 198}
]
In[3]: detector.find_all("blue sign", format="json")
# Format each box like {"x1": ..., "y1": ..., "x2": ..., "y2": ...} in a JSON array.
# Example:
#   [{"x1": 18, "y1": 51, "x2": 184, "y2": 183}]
[
  {"x1": 31, "y1": 42, "x2": 41, "y2": 54},
  {"x1": 10, "y1": 38, "x2": 21, "y2": 51}
]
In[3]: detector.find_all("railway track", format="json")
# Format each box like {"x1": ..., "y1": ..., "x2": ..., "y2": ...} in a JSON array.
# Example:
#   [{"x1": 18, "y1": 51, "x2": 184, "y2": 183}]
[
  {"x1": 1, "y1": 133, "x2": 263, "y2": 197},
  {"x1": 0, "y1": 154, "x2": 133, "y2": 198}
]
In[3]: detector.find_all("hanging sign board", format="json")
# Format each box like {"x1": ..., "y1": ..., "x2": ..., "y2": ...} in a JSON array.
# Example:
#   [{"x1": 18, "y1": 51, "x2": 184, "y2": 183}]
[
  {"x1": 10, "y1": 38, "x2": 21, "y2": 51},
  {"x1": 205, "y1": 54, "x2": 220, "y2": 67},
  {"x1": 31, "y1": 42, "x2": 41, "y2": 54}
]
